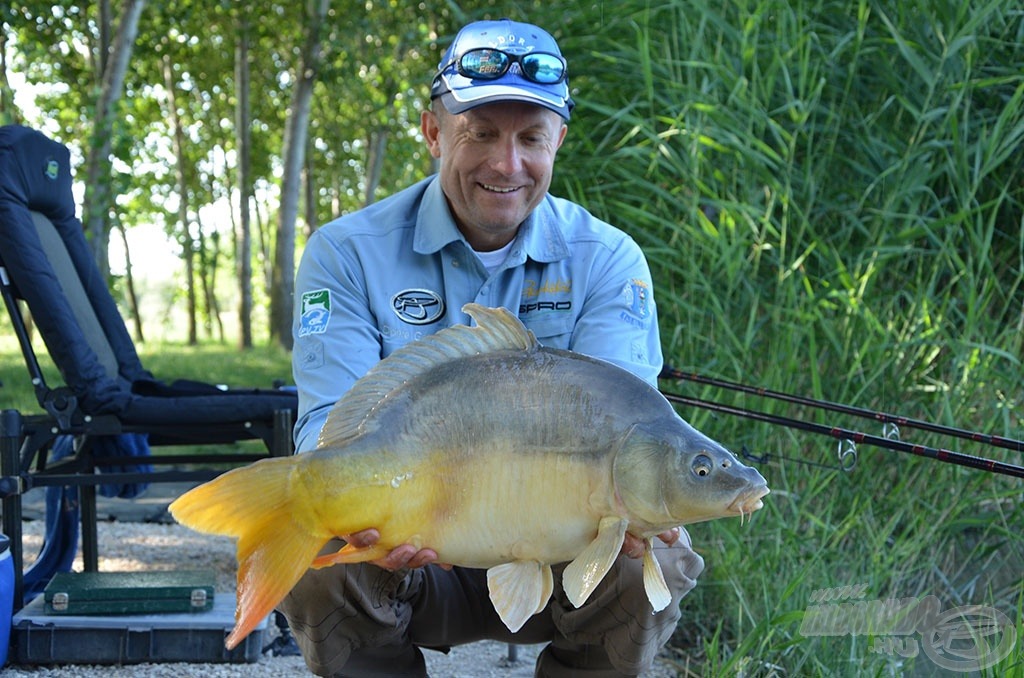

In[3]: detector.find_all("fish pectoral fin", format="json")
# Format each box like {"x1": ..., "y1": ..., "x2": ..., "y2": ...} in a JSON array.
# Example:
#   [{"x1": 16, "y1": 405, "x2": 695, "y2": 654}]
[
  {"x1": 562, "y1": 516, "x2": 629, "y2": 608},
  {"x1": 642, "y1": 538, "x2": 671, "y2": 612},
  {"x1": 487, "y1": 561, "x2": 554, "y2": 633},
  {"x1": 311, "y1": 542, "x2": 392, "y2": 568}
]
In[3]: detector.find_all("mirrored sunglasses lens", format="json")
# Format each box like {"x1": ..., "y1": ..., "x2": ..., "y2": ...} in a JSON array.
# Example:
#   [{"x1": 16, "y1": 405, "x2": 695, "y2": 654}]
[
  {"x1": 522, "y1": 54, "x2": 564, "y2": 83},
  {"x1": 460, "y1": 49, "x2": 510, "y2": 79}
]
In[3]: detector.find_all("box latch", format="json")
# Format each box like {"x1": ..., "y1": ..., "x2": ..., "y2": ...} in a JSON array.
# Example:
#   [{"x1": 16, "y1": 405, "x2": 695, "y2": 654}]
[
  {"x1": 190, "y1": 588, "x2": 208, "y2": 608},
  {"x1": 51, "y1": 592, "x2": 69, "y2": 612}
]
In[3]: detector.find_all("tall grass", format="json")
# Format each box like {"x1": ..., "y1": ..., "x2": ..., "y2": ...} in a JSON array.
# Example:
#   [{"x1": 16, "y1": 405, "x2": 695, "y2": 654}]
[{"x1": 553, "y1": 0, "x2": 1023, "y2": 673}]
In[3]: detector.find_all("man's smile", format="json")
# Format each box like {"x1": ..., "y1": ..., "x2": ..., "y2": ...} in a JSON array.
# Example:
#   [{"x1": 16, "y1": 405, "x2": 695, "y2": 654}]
[{"x1": 480, "y1": 183, "x2": 522, "y2": 194}]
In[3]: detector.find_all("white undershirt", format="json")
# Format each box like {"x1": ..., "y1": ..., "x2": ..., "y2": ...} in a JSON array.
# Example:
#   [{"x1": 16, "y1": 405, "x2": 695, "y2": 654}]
[{"x1": 473, "y1": 240, "x2": 516, "y2": 275}]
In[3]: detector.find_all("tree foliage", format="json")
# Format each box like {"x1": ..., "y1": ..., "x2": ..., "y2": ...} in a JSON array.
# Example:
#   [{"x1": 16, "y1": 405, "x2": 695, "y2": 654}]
[
  {"x1": 2, "y1": 0, "x2": 1021, "y2": 361},
  {"x1": 2, "y1": 4, "x2": 1022, "y2": 672}
]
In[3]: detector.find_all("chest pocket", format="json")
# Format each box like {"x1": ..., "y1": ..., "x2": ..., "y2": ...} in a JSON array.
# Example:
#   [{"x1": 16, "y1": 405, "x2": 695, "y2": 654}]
[{"x1": 522, "y1": 314, "x2": 574, "y2": 350}]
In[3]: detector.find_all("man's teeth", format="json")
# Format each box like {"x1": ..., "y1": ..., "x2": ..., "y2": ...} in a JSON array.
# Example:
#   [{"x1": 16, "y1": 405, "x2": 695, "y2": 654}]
[{"x1": 482, "y1": 184, "x2": 517, "y2": 193}]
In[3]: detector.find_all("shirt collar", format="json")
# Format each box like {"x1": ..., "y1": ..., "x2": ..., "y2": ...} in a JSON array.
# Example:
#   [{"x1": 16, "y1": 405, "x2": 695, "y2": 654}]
[{"x1": 413, "y1": 176, "x2": 570, "y2": 263}]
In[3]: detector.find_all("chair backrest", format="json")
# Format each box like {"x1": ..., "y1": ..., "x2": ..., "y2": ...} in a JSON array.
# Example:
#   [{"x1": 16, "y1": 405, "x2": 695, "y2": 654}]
[
  {"x1": 0, "y1": 125, "x2": 150, "y2": 415},
  {"x1": 29, "y1": 210, "x2": 121, "y2": 381}
]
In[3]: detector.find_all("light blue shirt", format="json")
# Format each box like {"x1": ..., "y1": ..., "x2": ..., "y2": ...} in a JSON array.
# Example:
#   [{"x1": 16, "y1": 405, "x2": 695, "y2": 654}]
[{"x1": 292, "y1": 176, "x2": 662, "y2": 452}]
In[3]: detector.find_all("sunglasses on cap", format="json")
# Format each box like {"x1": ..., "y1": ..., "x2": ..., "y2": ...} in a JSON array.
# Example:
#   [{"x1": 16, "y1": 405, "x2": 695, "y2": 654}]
[{"x1": 438, "y1": 48, "x2": 567, "y2": 85}]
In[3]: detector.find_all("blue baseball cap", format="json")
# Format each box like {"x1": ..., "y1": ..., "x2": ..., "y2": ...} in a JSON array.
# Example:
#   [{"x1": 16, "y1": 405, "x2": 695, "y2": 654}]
[{"x1": 430, "y1": 19, "x2": 574, "y2": 121}]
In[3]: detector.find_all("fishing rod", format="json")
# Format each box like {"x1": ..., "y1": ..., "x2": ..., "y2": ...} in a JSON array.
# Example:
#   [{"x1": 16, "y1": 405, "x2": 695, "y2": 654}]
[
  {"x1": 657, "y1": 375, "x2": 1024, "y2": 479},
  {"x1": 660, "y1": 367, "x2": 1024, "y2": 454},
  {"x1": 659, "y1": 391, "x2": 1024, "y2": 478}
]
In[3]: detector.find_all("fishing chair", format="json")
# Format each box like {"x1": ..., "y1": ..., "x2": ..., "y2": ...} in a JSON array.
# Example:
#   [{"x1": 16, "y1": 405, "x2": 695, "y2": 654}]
[{"x1": 0, "y1": 125, "x2": 298, "y2": 610}]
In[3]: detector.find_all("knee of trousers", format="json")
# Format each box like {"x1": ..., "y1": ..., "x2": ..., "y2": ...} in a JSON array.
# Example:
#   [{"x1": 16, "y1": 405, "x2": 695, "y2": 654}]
[
  {"x1": 547, "y1": 530, "x2": 705, "y2": 674},
  {"x1": 664, "y1": 527, "x2": 705, "y2": 596},
  {"x1": 278, "y1": 558, "x2": 422, "y2": 677}
]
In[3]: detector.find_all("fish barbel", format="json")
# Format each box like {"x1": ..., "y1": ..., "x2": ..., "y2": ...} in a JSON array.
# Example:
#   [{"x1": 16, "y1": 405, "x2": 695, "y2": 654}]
[{"x1": 169, "y1": 304, "x2": 769, "y2": 649}]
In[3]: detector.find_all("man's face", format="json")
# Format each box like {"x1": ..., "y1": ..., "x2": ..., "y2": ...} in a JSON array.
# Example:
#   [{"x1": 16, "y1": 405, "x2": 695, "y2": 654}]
[{"x1": 422, "y1": 102, "x2": 567, "y2": 251}]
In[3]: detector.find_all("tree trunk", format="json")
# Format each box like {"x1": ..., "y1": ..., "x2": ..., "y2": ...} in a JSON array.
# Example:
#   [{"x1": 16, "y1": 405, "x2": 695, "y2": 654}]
[
  {"x1": 235, "y1": 10, "x2": 254, "y2": 350},
  {"x1": 255, "y1": 200, "x2": 272, "y2": 312},
  {"x1": 303, "y1": 149, "x2": 317, "y2": 238},
  {"x1": 1, "y1": 30, "x2": 24, "y2": 125},
  {"x1": 363, "y1": 128, "x2": 388, "y2": 207},
  {"x1": 194, "y1": 212, "x2": 225, "y2": 342},
  {"x1": 270, "y1": 0, "x2": 330, "y2": 350},
  {"x1": 162, "y1": 53, "x2": 198, "y2": 345},
  {"x1": 82, "y1": 0, "x2": 146, "y2": 276},
  {"x1": 116, "y1": 219, "x2": 145, "y2": 344}
]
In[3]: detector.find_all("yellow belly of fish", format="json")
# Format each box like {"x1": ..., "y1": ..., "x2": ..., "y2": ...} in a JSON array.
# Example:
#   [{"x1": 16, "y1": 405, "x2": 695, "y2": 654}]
[{"x1": 308, "y1": 444, "x2": 613, "y2": 568}]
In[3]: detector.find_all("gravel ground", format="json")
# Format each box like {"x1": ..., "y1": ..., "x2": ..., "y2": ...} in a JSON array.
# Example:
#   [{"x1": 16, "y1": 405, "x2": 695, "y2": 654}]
[{"x1": 5, "y1": 515, "x2": 682, "y2": 677}]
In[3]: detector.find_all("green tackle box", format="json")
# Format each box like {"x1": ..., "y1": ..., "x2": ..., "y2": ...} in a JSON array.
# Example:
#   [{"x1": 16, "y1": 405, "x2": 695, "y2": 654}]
[
  {"x1": 12, "y1": 591, "x2": 266, "y2": 664},
  {"x1": 43, "y1": 570, "x2": 216, "y2": 615}
]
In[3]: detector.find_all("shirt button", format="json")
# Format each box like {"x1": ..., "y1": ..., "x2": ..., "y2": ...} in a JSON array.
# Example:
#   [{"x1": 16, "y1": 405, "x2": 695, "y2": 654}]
[{"x1": 451, "y1": 258, "x2": 460, "y2": 268}]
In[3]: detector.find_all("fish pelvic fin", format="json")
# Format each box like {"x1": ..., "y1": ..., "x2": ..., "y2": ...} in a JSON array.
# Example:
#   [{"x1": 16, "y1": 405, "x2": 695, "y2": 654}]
[
  {"x1": 562, "y1": 517, "x2": 629, "y2": 608},
  {"x1": 642, "y1": 538, "x2": 671, "y2": 612},
  {"x1": 169, "y1": 457, "x2": 330, "y2": 650},
  {"x1": 487, "y1": 561, "x2": 554, "y2": 633},
  {"x1": 317, "y1": 304, "x2": 537, "y2": 449}
]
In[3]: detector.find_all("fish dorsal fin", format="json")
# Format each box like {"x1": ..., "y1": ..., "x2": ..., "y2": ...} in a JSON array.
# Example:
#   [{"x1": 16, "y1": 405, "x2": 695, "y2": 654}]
[{"x1": 317, "y1": 304, "x2": 538, "y2": 449}]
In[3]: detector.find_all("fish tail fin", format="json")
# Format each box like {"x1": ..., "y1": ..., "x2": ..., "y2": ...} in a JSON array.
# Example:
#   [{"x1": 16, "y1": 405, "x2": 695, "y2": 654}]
[
  {"x1": 169, "y1": 457, "x2": 329, "y2": 650},
  {"x1": 228, "y1": 526, "x2": 324, "y2": 649}
]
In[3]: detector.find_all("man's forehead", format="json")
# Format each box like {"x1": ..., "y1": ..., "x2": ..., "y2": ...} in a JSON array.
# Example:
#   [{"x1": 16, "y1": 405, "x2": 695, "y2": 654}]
[{"x1": 455, "y1": 101, "x2": 565, "y2": 127}]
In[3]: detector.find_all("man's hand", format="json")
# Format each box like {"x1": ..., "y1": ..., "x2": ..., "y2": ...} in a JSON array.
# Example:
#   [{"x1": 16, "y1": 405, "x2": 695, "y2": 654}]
[
  {"x1": 344, "y1": 528, "x2": 452, "y2": 571},
  {"x1": 621, "y1": 527, "x2": 681, "y2": 559},
  {"x1": 344, "y1": 525, "x2": 678, "y2": 569}
]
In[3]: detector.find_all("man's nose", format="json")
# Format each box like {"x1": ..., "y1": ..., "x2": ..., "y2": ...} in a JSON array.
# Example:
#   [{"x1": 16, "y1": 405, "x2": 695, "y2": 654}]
[{"x1": 491, "y1": 139, "x2": 523, "y2": 175}]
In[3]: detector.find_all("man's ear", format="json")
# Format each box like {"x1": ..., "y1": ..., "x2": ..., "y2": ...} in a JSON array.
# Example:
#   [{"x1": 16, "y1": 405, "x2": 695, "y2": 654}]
[
  {"x1": 556, "y1": 122, "x2": 568, "y2": 150},
  {"x1": 421, "y1": 109, "x2": 443, "y2": 159}
]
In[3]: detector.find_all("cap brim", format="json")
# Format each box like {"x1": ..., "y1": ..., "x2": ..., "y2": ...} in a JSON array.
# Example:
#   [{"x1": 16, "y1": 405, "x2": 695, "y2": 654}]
[
  {"x1": 438, "y1": 90, "x2": 571, "y2": 120},
  {"x1": 433, "y1": 71, "x2": 572, "y2": 120}
]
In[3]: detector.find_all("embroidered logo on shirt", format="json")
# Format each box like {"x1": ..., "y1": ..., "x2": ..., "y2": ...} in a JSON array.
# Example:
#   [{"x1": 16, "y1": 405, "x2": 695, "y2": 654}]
[
  {"x1": 621, "y1": 279, "x2": 652, "y2": 323},
  {"x1": 44, "y1": 158, "x2": 60, "y2": 181},
  {"x1": 299, "y1": 289, "x2": 331, "y2": 337},
  {"x1": 392, "y1": 289, "x2": 446, "y2": 325}
]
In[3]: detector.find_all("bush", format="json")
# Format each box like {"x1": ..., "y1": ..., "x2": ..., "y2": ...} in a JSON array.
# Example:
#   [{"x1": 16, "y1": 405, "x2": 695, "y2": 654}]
[{"x1": 549, "y1": 0, "x2": 1024, "y2": 672}]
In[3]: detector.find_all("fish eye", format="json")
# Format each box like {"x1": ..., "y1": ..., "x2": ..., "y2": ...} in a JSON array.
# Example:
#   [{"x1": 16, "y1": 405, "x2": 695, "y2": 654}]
[{"x1": 691, "y1": 454, "x2": 712, "y2": 478}]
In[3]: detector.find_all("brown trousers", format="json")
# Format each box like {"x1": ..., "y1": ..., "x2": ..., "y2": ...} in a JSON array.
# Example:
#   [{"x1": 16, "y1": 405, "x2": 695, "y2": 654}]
[{"x1": 278, "y1": 530, "x2": 704, "y2": 677}]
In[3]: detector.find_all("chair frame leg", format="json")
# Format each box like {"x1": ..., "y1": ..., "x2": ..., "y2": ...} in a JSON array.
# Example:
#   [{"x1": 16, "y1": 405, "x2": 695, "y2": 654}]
[{"x1": 1, "y1": 409, "x2": 25, "y2": 610}]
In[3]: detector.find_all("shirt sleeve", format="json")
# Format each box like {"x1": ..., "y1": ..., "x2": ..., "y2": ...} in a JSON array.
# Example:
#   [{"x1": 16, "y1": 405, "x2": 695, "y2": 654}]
[
  {"x1": 292, "y1": 230, "x2": 382, "y2": 452},
  {"x1": 568, "y1": 234, "x2": 663, "y2": 386}
]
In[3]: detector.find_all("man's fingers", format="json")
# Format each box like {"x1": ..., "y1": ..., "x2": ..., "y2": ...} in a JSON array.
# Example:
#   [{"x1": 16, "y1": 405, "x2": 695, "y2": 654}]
[
  {"x1": 370, "y1": 543, "x2": 417, "y2": 571},
  {"x1": 344, "y1": 528, "x2": 380, "y2": 549},
  {"x1": 622, "y1": 533, "x2": 645, "y2": 559},
  {"x1": 658, "y1": 527, "x2": 681, "y2": 546},
  {"x1": 341, "y1": 530, "x2": 442, "y2": 571},
  {"x1": 367, "y1": 545, "x2": 441, "y2": 572},
  {"x1": 404, "y1": 549, "x2": 440, "y2": 570},
  {"x1": 621, "y1": 527, "x2": 682, "y2": 558}
]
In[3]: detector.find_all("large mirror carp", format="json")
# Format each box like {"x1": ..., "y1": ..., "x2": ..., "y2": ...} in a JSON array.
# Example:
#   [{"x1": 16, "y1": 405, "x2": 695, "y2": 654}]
[{"x1": 170, "y1": 304, "x2": 769, "y2": 649}]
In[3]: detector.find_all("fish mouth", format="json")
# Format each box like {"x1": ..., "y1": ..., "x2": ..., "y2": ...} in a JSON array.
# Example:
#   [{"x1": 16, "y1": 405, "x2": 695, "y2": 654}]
[{"x1": 727, "y1": 484, "x2": 770, "y2": 520}]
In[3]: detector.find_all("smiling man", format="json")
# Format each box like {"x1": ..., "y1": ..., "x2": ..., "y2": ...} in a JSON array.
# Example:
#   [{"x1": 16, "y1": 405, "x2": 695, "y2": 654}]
[
  {"x1": 286, "y1": 18, "x2": 706, "y2": 677},
  {"x1": 424, "y1": 102, "x2": 566, "y2": 251}
]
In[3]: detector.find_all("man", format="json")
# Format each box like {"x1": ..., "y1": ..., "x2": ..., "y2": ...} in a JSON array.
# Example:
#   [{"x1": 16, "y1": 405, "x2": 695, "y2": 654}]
[{"x1": 284, "y1": 18, "x2": 705, "y2": 677}]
